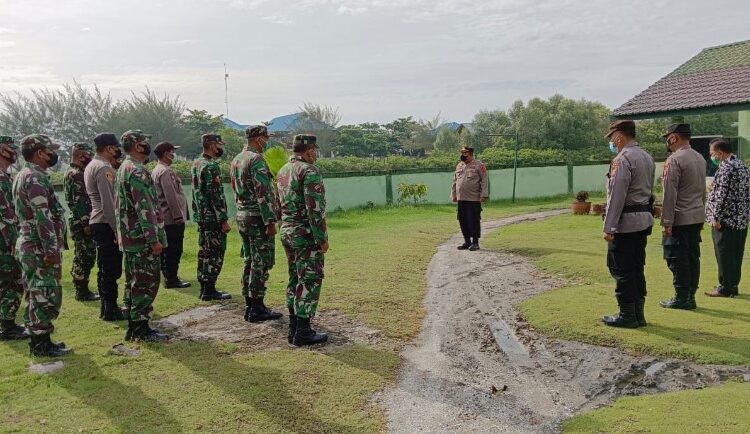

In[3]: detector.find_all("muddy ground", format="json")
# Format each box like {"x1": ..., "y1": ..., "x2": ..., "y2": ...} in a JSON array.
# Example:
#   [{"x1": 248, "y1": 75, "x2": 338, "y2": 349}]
[
  {"x1": 151, "y1": 209, "x2": 749, "y2": 433},
  {"x1": 381, "y1": 210, "x2": 749, "y2": 433}
]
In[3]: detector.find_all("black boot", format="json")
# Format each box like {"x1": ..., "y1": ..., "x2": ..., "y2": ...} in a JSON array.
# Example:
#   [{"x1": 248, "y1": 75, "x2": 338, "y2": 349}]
[
  {"x1": 200, "y1": 283, "x2": 232, "y2": 301},
  {"x1": 468, "y1": 242, "x2": 480, "y2": 251},
  {"x1": 246, "y1": 297, "x2": 283, "y2": 323},
  {"x1": 688, "y1": 287, "x2": 698, "y2": 309},
  {"x1": 635, "y1": 297, "x2": 647, "y2": 327},
  {"x1": 602, "y1": 301, "x2": 639, "y2": 328},
  {"x1": 292, "y1": 317, "x2": 328, "y2": 346},
  {"x1": 29, "y1": 334, "x2": 72, "y2": 357},
  {"x1": 287, "y1": 307, "x2": 297, "y2": 344},
  {"x1": 244, "y1": 296, "x2": 253, "y2": 321},
  {"x1": 659, "y1": 288, "x2": 694, "y2": 310},
  {"x1": 457, "y1": 240, "x2": 471, "y2": 250},
  {"x1": 126, "y1": 320, "x2": 169, "y2": 343},
  {"x1": 102, "y1": 299, "x2": 127, "y2": 321},
  {"x1": 74, "y1": 280, "x2": 100, "y2": 302},
  {"x1": 0, "y1": 320, "x2": 28, "y2": 340},
  {"x1": 165, "y1": 278, "x2": 191, "y2": 289}
]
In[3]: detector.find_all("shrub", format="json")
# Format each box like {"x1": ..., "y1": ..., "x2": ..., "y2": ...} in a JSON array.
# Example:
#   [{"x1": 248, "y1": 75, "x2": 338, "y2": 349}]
[
  {"x1": 575, "y1": 190, "x2": 590, "y2": 202},
  {"x1": 397, "y1": 183, "x2": 428, "y2": 204}
]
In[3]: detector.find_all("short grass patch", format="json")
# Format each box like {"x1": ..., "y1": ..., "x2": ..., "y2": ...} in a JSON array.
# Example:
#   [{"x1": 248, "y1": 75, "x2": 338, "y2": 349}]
[
  {"x1": 0, "y1": 197, "x2": 568, "y2": 433},
  {"x1": 483, "y1": 214, "x2": 750, "y2": 433}
]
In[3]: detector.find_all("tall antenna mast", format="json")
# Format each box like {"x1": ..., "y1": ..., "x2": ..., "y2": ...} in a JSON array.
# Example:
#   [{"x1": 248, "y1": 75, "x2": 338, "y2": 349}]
[{"x1": 224, "y1": 63, "x2": 229, "y2": 118}]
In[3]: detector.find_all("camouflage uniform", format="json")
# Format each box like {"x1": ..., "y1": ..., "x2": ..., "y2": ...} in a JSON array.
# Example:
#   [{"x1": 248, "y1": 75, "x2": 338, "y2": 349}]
[
  {"x1": 192, "y1": 151, "x2": 228, "y2": 290},
  {"x1": 278, "y1": 155, "x2": 328, "y2": 319},
  {"x1": 230, "y1": 131, "x2": 278, "y2": 300},
  {"x1": 0, "y1": 137, "x2": 23, "y2": 328},
  {"x1": 13, "y1": 136, "x2": 65, "y2": 337},
  {"x1": 63, "y1": 143, "x2": 96, "y2": 296},
  {"x1": 115, "y1": 145, "x2": 167, "y2": 323}
]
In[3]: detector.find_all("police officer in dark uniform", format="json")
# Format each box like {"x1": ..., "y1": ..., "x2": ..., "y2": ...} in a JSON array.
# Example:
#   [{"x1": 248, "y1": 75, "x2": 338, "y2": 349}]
[
  {"x1": 659, "y1": 124, "x2": 706, "y2": 310},
  {"x1": 601, "y1": 120, "x2": 655, "y2": 328}
]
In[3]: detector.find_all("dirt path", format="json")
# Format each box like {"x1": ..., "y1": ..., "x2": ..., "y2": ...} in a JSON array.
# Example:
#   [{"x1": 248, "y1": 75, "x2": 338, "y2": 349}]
[{"x1": 382, "y1": 210, "x2": 748, "y2": 433}]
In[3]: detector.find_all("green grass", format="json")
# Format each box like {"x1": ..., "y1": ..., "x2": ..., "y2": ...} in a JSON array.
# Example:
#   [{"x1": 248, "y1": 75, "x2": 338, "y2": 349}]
[
  {"x1": 483, "y1": 214, "x2": 750, "y2": 433},
  {"x1": 0, "y1": 196, "x2": 569, "y2": 433}
]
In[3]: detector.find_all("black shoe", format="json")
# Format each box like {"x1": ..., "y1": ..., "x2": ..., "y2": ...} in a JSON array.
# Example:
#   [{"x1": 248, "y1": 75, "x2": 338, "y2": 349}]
[
  {"x1": 246, "y1": 298, "x2": 283, "y2": 323},
  {"x1": 126, "y1": 321, "x2": 170, "y2": 343},
  {"x1": 457, "y1": 242, "x2": 471, "y2": 250},
  {"x1": 635, "y1": 297, "x2": 647, "y2": 327},
  {"x1": 29, "y1": 334, "x2": 72, "y2": 357},
  {"x1": 659, "y1": 294, "x2": 694, "y2": 310},
  {"x1": 165, "y1": 279, "x2": 191, "y2": 289},
  {"x1": 468, "y1": 243, "x2": 480, "y2": 251},
  {"x1": 288, "y1": 308, "x2": 297, "y2": 344},
  {"x1": 200, "y1": 284, "x2": 232, "y2": 301},
  {"x1": 602, "y1": 302, "x2": 639, "y2": 328},
  {"x1": 74, "y1": 281, "x2": 100, "y2": 302},
  {"x1": 0, "y1": 320, "x2": 28, "y2": 340},
  {"x1": 293, "y1": 317, "x2": 328, "y2": 346},
  {"x1": 102, "y1": 300, "x2": 127, "y2": 321}
]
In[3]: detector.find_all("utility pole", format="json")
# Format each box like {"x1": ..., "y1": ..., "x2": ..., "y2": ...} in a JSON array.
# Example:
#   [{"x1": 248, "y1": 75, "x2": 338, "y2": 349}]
[{"x1": 224, "y1": 63, "x2": 229, "y2": 118}]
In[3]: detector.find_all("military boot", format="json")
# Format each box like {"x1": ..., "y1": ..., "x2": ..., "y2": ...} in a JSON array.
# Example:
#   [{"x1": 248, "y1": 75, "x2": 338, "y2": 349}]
[
  {"x1": 457, "y1": 240, "x2": 471, "y2": 250},
  {"x1": 126, "y1": 321, "x2": 170, "y2": 343},
  {"x1": 287, "y1": 307, "x2": 297, "y2": 344},
  {"x1": 29, "y1": 334, "x2": 72, "y2": 357},
  {"x1": 687, "y1": 287, "x2": 698, "y2": 309},
  {"x1": 659, "y1": 288, "x2": 693, "y2": 309},
  {"x1": 602, "y1": 301, "x2": 638, "y2": 328},
  {"x1": 292, "y1": 317, "x2": 328, "y2": 346},
  {"x1": 0, "y1": 320, "x2": 28, "y2": 340},
  {"x1": 165, "y1": 277, "x2": 191, "y2": 289},
  {"x1": 635, "y1": 297, "x2": 647, "y2": 327},
  {"x1": 243, "y1": 296, "x2": 253, "y2": 321},
  {"x1": 74, "y1": 280, "x2": 100, "y2": 302},
  {"x1": 246, "y1": 297, "x2": 283, "y2": 323},
  {"x1": 102, "y1": 299, "x2": 127, "y2": 321},
  {"x1": 199, "y1": 283, "x2": 232, "y2": 301}
]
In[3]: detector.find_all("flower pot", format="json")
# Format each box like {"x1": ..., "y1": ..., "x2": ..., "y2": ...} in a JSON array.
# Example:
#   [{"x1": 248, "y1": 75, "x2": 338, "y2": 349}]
[
  {"x1": 572, "y1": 201, "x2": 592, "y2": 215},
  {"x1": 653, "y1": 204, "x2": 662, "y2": 219},
  {"x1": 591, "y1": 203, "x2": 605, "y2": 216}
]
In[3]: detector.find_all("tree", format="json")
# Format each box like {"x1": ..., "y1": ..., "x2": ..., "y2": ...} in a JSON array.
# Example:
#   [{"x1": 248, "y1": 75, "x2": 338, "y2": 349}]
[
  {"x1": 182, "y1": 109, "x2": 224, "y2": 135},
  {"x1": 333, "y1": 123, "x2": 392, "y2": 157},
  {"x1": 292, "y1": 102, "x2": 342, "y2": 155},
  {"x1": 433, "y1": 126, "x2": 460, "y2": 152},
  {"x1": 0, "y1": 81, "x2": 115, "y2": 162},
  {"x1": 472, "y1": 109, "x2": 514, "y2": 148}
]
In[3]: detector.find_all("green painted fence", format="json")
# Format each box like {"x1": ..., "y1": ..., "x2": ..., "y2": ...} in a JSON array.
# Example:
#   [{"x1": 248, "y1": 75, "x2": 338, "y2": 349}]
[{"x1": 55, "y1": 162, "x2": 667, "y2": 219}]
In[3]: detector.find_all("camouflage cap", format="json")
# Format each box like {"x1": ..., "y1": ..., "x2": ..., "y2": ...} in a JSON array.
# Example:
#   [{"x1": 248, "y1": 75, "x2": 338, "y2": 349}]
[
  {"x1": 245, "y1": 125, "x2": 269, "y2": 139},
  {"x1": 460, "y1": 145, "x2": 474, "y2": 153},
  {"x1": 72, "y1": 142, "x2": 95, "y2": 154},
  {"x1": 20, "y1": 134, "x2": 60, "y2": 152},
  {"x1": 293, "y1": 134, "x2": 317, "y2": 147},
  {"x1": 0, "y1": 135, "x2": 18, "y2": 150},
  {"x1": 121, "y1": 129, "x2": 151, "y2": 146},
  {"x1": 202, "y1": 133, "x2": 224, "y2": 145}
]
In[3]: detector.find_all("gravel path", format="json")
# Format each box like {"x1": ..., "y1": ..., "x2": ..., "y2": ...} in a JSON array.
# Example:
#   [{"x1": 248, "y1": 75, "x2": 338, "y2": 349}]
[{"x1": 383, "y1": 210, "x2": 748, "y2": 433}]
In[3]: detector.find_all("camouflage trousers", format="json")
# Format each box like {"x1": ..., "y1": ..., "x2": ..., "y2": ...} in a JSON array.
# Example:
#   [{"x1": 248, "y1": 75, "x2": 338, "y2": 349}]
[
  {"x1": 17, "y1": 243, "x2": 62, "y2": 336},
  {"x1": 124, "y1": 249, "x2": 160, "y2": 321},
  {"x1": 0, "y1": 253, "x2": 23, "y2": 321},
  {"x1": 197, "y1": 227, "x2": 227, "y2": 286},
  {"x1": 282, "y1": 238, "x2": 325, "y2": 319},
  {"x1": 237, "y1": 213, "x2": 275, "y2": 299},
  {"x1": 70, "y1": 230, "x2": 96, "y2": 284}
]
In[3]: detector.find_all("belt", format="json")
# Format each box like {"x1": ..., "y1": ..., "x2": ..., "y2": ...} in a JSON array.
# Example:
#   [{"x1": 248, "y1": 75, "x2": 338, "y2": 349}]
[{"x1": 622, "y1": 204, "x2": 650, "y2": 213}]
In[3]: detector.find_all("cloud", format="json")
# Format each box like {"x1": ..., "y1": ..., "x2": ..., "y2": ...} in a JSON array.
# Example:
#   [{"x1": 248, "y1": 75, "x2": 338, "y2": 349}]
[
  {"x1": 0, "y1": 41, "x2": 16, "y2": 48},
  {"x1": 0, "y1": 27, "x2": 17, "y2": 35},
  {"x1": 157, "y1": 39, "x2": 197, "y2": 46},
  {"x1": 262, "y1": 15, "x2": 296, "y2": 25},
  {"x1": 80, "y1": 27, "x2": 91, "y2": 32},
  {"x1": 221, "y1": 0, "x2": 272, "y2": 9},
  {"x1": 337, "y1": 5, "x2": 368, "y2": 15}
]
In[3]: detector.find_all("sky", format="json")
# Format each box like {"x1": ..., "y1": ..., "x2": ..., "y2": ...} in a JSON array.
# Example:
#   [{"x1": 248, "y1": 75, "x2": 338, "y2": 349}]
[{"x1": 0, "y1": 0, "x2": 748, "y2": 125}]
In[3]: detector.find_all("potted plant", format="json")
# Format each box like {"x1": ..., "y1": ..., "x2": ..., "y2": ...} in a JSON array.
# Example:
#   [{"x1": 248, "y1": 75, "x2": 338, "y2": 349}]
[
  {"x1": 591, "y1": 203, "x2": 605, "y2": 215},
  {"x1": 652, "y1": 199, "x2": 663, "y2": 219},
  {"x1": 572, "y1": 190, "x2": 591, "y2": 215}
]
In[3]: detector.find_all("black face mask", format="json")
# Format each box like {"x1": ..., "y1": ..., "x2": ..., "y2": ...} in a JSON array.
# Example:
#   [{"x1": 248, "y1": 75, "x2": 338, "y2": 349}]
[
  {"x1": 460, "y1": 155, "x2": 468, "y2": 162},
  {"x1": 47, "y1": 151, "x2": 59, "y2": 167},
  {"x1": 664, "y1": 137, "x2": 672, "y2": 153},
  {"x1": 139, "y1": 142, "x2": 151, "y2": 156},
  {"x1": 113, "y1": 147, "x2": 123, "y2": 160},
  {"x1": 215, "y1": 146, "x2": 224, "y2": 158},
  {"x1": 1, "y1": 149, "x2": 16, "y2": 164}
]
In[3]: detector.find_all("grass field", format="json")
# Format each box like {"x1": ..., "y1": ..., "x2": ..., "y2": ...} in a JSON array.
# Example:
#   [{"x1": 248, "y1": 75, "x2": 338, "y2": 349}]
[
  {"x1": 483, "y1": 214, "x2": 750, "y2": 433},
  {"x1": 0, "y1": 197, "x2": 569, "y2": 433}
]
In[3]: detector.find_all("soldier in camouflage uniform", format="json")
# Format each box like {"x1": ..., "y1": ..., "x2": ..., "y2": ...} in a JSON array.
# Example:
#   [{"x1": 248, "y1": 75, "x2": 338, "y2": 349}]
[
  {"x1": 115, "y1": 130, "x2": 169, "y2": 342},
  {"x1": 0, "y1": 135, "x2": 26, "y2": 340},
  {"x1": 14, "y1": 134, "x2": 70, "y2": 357},
  {"x1": 191, "y1": 133, "x2": 232, "y2": 301},
  {"x1": 63, "y1": 142, "x2": 100, "y2": 302},
  {"x1": 278, "y1": 134, "x2": 329, "y2": 346},
  {"x1": 230, "y1": 125, "x2": 282, "y2": 322}
]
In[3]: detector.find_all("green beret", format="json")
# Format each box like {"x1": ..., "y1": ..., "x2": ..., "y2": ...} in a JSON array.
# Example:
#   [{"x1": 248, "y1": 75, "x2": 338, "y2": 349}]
[{"x1": 293, "y1": 134, "x2": 317, "y2": 147}]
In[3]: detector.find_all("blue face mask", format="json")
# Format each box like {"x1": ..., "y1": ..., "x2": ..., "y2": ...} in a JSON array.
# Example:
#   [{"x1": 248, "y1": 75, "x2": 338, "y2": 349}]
[{"x1": 609, "y1": 142, "x2": 618, "y2": 154}]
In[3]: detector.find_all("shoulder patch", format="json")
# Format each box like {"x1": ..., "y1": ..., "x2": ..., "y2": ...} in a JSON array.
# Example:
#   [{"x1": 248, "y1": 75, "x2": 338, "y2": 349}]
[{"x1": 105, "y1": 172, "x2": 114, "y2": 182}]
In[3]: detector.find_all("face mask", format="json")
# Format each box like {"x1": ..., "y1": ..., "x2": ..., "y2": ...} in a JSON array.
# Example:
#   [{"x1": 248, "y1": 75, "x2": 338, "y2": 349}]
[
  {"x1": 47, "y1": 151, "x2": 59, "y2": 167},
  {"x1": 665, "y1": 137, "x2": 673, "y2": 153},
  {"x1": 113, "y1": 147, "x2": 123, "y2": 160},
  {"x1": 139, "y1": 142, "x2": 151, "y2": 156},
  {"x1": 81, "y1": 155, "x2": 92, "y2": 166},
  {"x1": 1, "y1": 149, "x2": 16, "y2": 164},
  {"x1": 711, "y1": 156, "x2": 720, "y2": 166},
  {"x1": 460, "y1": 155, "x2": 468, "y2": 162},
  {"x1": 608, "y1": 142, "x2": 618, "y2": 154},
  {"x1": 215, "y1": 146, "x2": 224, "y2": 158}
]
